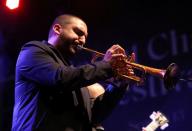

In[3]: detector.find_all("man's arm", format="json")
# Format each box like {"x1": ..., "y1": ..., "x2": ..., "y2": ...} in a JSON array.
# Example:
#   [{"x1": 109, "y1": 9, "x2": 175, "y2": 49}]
[{"x1": 16, "y1": 42, "x2": 113, "y2": 90}]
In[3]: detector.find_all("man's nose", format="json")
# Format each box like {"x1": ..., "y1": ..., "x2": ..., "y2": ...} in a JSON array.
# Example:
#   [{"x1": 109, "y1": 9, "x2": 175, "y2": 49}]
[{"x1": 78, "y1": 36, "x2": 86, "y2": 45}]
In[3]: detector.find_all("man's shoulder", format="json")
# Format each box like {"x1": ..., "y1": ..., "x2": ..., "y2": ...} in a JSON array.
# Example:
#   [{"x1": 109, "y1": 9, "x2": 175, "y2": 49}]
[
  {"x1": 21, "y1": 40, "x2": 50, "y2": 50},
  {"x1": 23, "y1": 40, "x2": 46, "y2": 47}
]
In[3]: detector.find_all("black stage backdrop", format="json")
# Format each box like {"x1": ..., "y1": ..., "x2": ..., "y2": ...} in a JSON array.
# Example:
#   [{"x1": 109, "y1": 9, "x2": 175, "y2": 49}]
[{"x1": 0, "y1": 0, "x2": 192, "y2": 131}]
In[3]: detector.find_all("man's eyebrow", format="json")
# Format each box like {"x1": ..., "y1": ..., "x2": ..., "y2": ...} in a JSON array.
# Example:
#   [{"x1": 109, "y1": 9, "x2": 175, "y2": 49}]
[{"x1": 75, "y1": 27, "x2": 88, "y2": 37}]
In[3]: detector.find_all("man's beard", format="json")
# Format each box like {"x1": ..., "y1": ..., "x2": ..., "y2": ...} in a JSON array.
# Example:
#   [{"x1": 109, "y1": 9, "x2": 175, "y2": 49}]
[
  {"x1": 59, "y1": 39, "x2": 79, "y2": 58},
  {"x1": 69, "y1": 43, "x2": 78, "y2": 55}
]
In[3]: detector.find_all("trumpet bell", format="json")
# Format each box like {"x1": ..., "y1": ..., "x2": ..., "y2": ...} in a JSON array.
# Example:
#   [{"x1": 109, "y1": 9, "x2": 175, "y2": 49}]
[{"x1": 164, "y1": 63, "x2": 180, "y2": 90}]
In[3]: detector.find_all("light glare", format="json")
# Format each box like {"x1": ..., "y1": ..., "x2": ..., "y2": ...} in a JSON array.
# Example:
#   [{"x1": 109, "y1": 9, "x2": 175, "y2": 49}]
[{"x1": 6, "y1": 0, "x2": 20, "y2": 10}]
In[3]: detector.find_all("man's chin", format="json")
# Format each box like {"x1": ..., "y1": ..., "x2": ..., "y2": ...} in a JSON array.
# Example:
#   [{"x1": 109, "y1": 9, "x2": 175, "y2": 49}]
[{"x1": 69, "y1": 48, "x2": 77, "y2": 56}]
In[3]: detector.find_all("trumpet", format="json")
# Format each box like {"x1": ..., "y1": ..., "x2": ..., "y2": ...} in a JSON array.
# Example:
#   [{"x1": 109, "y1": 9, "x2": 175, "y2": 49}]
[{"x1": 77, "y1": 45, "x2": 180, "y2": 89}]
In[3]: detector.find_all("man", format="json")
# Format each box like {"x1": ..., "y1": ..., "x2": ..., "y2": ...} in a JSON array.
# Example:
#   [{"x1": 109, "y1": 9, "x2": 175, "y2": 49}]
[{"x1": 12, "y1": 14, "x2": 133, "y2": 131}]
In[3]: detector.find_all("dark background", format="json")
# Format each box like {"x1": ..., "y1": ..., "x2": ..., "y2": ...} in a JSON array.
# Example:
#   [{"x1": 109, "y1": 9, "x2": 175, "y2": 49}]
[{"x1": 0, "y1": 0, "x2": 192, "y2": 130}]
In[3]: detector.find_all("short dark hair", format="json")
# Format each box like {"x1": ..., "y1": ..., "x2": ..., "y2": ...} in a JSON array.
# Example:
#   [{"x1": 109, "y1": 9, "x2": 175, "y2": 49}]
[{"x1": 48, "y1": 14, "x2": 83, "y2": 38}]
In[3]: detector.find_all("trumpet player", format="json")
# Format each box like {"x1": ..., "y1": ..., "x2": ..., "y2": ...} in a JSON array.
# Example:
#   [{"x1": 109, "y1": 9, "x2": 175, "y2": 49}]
[{"x1": 12, "y1": 14, "x2": 134, "y2": 131}]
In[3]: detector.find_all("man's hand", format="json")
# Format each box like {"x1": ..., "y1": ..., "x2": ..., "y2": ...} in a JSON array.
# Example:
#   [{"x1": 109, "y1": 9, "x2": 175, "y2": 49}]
[
  {"x1": 103, "y1": 44, "x2": 137, "y2": 81},
  {"x1": 103, "y1": 44, "x2": 126, "y2": 68}
]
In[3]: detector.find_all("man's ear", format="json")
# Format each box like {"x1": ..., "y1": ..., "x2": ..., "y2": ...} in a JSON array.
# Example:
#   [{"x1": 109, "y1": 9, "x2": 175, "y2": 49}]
[{"x1": 53, "y1": 24, "x2": 62, "y2": 35}]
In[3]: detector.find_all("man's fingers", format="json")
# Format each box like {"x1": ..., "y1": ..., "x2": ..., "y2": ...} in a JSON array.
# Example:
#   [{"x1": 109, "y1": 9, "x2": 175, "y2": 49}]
[
  {"x1": 109, "y1": 44, "x2": 126, "y2": 55},
  {"x1": 130, "y1": 52, "x2": 136, "y2": 62}
]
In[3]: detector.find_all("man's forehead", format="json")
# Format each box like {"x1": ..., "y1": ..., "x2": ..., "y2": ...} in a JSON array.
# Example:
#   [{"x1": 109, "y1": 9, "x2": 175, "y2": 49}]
[
  {"x1": 70, "y1": 18, "x2": 88, "y2": 32},
  {"x1": 71, "y1": 18, "x2": 87, "y2": 27},
  {"x1": 61, "y1": 17, "x2": 88, "y2": 35}
]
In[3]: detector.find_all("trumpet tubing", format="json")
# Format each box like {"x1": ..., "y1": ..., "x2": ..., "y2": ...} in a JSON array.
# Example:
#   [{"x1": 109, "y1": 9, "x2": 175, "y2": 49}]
[
  {"x1": 124, "y1": 61, "x2": 166, "y2": 78},
  {"x1": 78, "y1": 45, "x2": 165, "y2": 78},
  {"x1": 77, "y1": 45, "x2": 180, "y2": 89},
  {"x1": 78, "y1": 45, "x2": 105, "y2": 57}
]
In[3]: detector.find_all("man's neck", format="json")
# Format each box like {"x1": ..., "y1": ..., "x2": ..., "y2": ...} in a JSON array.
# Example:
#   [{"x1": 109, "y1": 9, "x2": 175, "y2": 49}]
[
  {"x1": 49, "y1": 38, "x2": 73, "y2": 64},
  {"x1": 48, "y1": 36, "x2": 58, "y2": 47}
]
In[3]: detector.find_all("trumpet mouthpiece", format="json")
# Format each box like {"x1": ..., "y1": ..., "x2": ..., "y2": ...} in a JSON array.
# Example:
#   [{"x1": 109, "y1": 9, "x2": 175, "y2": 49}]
[{"x1": 76, "y1": 45, "x2": 84, "y2": 50}]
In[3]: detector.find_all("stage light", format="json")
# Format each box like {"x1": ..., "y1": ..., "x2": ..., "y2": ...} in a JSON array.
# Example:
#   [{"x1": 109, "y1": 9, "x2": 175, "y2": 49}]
[{"x1": 6, "y1": 0, "x2": 20, "y2": 10}]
